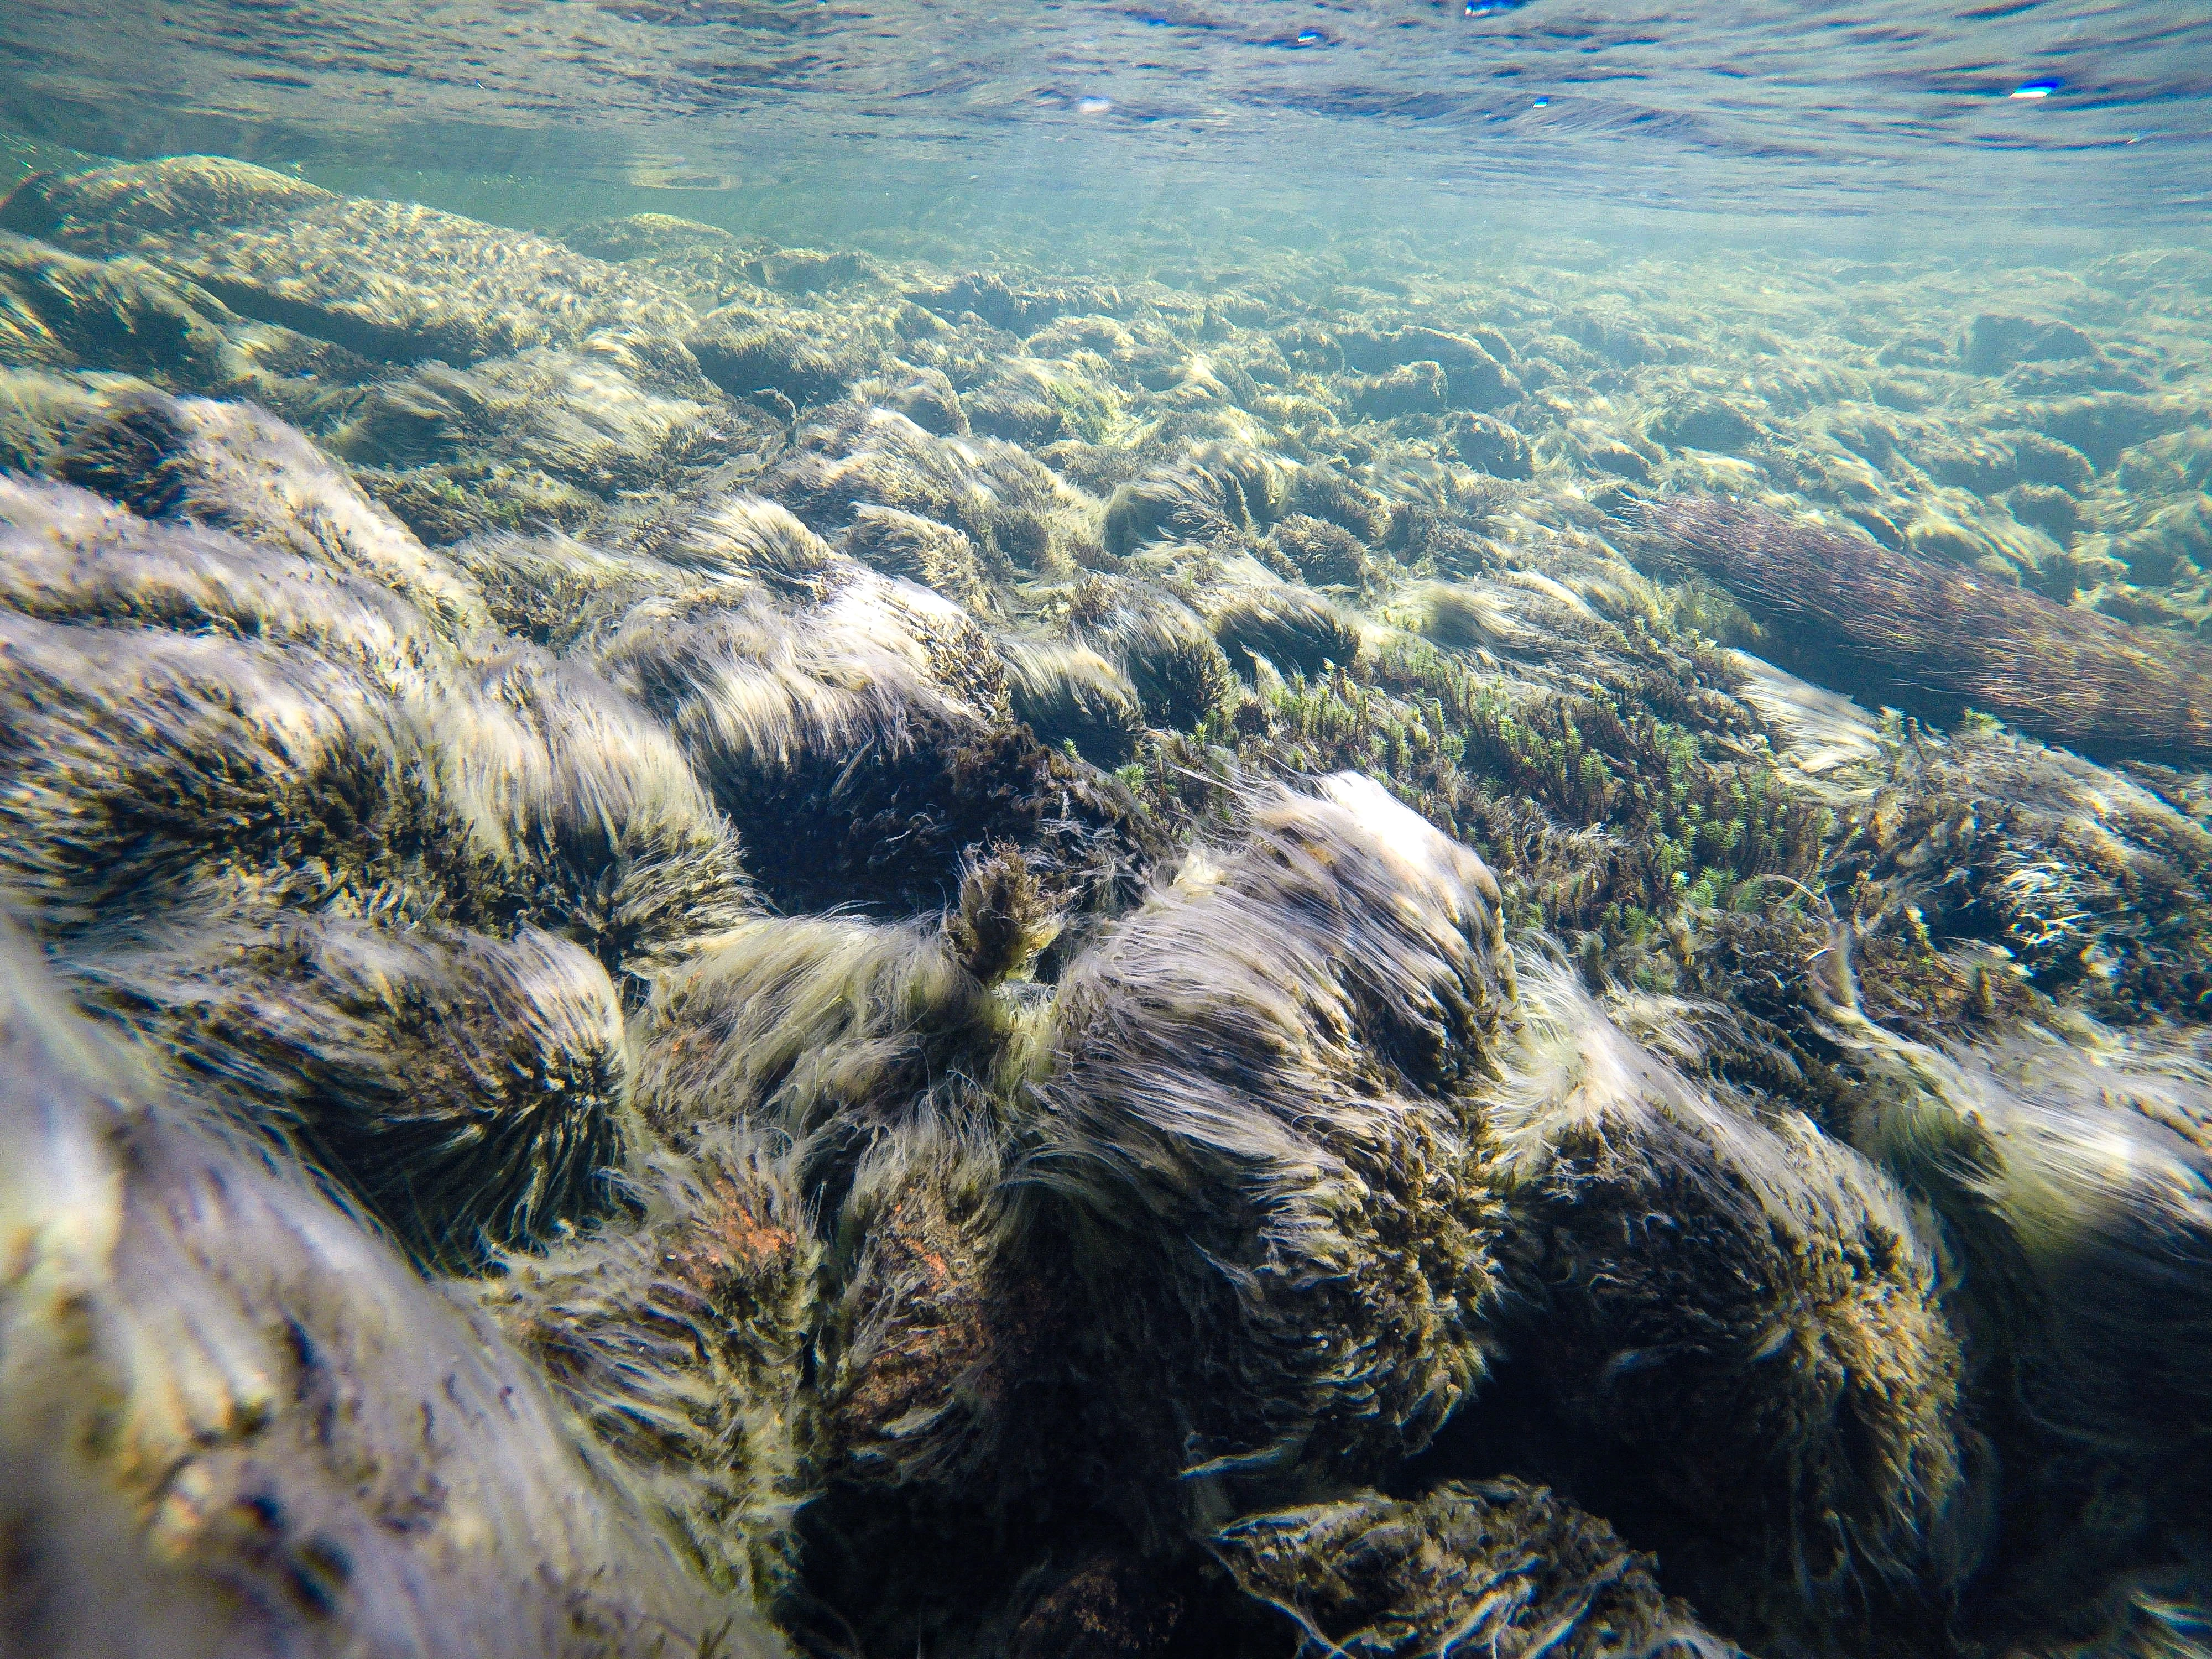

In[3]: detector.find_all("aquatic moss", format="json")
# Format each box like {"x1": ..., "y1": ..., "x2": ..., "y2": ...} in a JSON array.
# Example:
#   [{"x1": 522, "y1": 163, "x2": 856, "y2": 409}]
[{"x1": 1130, "y1": 640, "x2": 1833, "y2": 957}]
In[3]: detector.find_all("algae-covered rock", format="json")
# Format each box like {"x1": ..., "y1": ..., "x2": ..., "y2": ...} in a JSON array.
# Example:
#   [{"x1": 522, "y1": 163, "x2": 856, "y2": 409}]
[
  {"x1": 1036, "y1": 776, "x2": 1513, "y2": 1500},
  {"x1": 1214, "y1": 1478, "x2": 1734, "y2": 1659},
  {"x1": 1647, "y1": 391, "x2": 1764, "y2": 453},
  {"x1": 911, "y1": 270, "x2": 1128, "y2": 333},
  {"x1": 688, "y1": 306, "x2": 858, "y2": 408},
  {"x1": 81, "y1": 915, "x2": 637, "y2": 1268},
  {"x1": 1965, "y1": 312, "x2": 2098, "y2": 376},
  {"x1": 1352, "y1": 358, "x2": 1449, "y2": 419},
  {"x1": 1002, "y1": 635, "x2": 1147, "y2": 765},
  {"x1": 1342, "y1": 324, "x2": 1521, "y2": 410},
  {"x1": 0, "y1": 927, "x2": 784, "y2": 1659},
  {"x1": 1270, "y1": 510, "x2": 1371, "y2": 586},
  {"x1": 477, "y1": 1127, "x2": 821, "y2": 1599},
  {"x1": 3, "y1": 156, "x2": 698, "y2": 363},
  {"x1": 0, "y1": 229, "x2": 246, "y2": 385},
  {"x1": 1487, "y1": 963, "x2": 1970, "y2": 1641},
  {"x1": 330, "y1": 330, "x2": 760, "y2": 495},
  {"x1": 593, "y1": 541, "x2": 1140, "y2": 916},
  {"x1": 844, "y1": 502, "x2": 987, "y2": 599},
  {"x1": 1209, "y1": 582, "x2": 1364, "y2": 678},
  {"x1": 0, "y1": 460, "x2": 751, "y2": 977},
  {"x1": 1103, "y1": 444, "x2": 1281, "y2": 554},
  {"x1": 6, "y1": 150, "x2": 2212, "y2": 1659},
  {"x1": 1642, "y1": 494, "x2": 2212, "y2": 766},
  {"x1": 1447, "y1": 410, "x2": 1534, "y2": 477},
  {"x1": 1067, "y1": 573, "x2": 1236, "y2": 729}
]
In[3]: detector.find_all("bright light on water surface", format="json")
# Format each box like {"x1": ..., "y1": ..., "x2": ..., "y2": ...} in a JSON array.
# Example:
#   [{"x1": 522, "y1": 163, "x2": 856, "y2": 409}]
[{"x1": 1, "y1": 0, "x2": 2205, "y2": 255}]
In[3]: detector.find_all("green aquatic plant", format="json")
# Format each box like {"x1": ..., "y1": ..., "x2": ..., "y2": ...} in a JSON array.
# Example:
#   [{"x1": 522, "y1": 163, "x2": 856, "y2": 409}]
[
  {"x1": 362, "y1": 459, "x2": 598, "y2": 545},
  {"x1": 1131, "y1": 639, "x2": 1832, "y2": 959}
]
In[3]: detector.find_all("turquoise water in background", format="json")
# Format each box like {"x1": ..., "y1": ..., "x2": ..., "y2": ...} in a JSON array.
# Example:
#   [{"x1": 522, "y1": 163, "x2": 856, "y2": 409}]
[{"x1": 3, "y1": 0, "x2": 2207, "y2": 258}]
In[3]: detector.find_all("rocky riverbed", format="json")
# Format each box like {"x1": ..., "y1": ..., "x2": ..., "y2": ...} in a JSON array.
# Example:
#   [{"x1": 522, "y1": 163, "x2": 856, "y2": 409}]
[{"x1": 2, "y1": 154, "x2": 2210, "y2": 1659}]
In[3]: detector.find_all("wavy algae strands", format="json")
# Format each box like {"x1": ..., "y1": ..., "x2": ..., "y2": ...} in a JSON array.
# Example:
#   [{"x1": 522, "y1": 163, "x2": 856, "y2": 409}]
[{"x1": 1643, "y1": 495, "x2": 2212, "y2": 767}]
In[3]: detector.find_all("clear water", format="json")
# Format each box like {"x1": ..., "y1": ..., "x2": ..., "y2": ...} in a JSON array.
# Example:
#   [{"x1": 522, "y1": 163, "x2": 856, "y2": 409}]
[
  {"x1": 5, "y1": 7, "x2": 2212, "y2": 1659},
  {"x1": 4, "y1": 0, "x2": 2209, "y2": 254}
]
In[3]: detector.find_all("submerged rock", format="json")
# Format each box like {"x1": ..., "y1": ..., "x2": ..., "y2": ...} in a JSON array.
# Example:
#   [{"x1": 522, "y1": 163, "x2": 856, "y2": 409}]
[
  {"x1": 1641, "y1": 494, "x2": 2212, "y2": 766},
  {"x1": 2, "y1": 154, "x2": 2210, "y2": 1659},
  {"x1": 3, "y1": 157, "x2": 698, "y2": 364},
  {"x1": 1035, "y1": 776, "x2": 1515, "y2": 1504},
  {"x1": 0, "y1": 927, "x2": 781, "y2": 1659},
  {"x1": 1214, "y1": 1478, "x2": 1735, "y2": 1659}
]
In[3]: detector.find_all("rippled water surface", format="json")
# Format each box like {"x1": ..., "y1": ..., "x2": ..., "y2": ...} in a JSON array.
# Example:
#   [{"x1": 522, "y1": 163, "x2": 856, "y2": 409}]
[{"x1": 3, "y1": 0, "x2": 2209, "y2": 245}]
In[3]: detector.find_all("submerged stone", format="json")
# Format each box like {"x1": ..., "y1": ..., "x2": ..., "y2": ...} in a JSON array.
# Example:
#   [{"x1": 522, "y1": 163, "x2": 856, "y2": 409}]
[{"x1": 1, "y1": 153, "x2": 2209, "y2": 1659}]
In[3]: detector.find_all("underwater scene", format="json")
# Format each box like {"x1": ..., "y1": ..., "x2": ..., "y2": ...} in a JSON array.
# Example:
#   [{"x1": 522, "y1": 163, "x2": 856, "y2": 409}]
[{"x1": 2, "y1": 3, "x2": 2211, "y2": 1656}]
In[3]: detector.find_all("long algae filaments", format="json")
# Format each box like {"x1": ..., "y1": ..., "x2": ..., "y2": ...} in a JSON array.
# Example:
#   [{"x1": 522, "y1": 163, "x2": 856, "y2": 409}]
[{"x1": 1644, "y1": 494, "x2": 2212, "y2": 767}]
